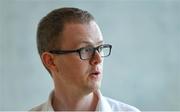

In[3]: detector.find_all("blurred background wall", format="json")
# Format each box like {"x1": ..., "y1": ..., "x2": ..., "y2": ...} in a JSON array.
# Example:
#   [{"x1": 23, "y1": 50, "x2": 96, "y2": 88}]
[{"x1": 0, "y1": 0, "x2": 179, "y2": 111}]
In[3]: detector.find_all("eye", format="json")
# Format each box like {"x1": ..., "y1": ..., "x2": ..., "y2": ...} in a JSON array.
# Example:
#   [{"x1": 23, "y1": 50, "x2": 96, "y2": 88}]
[
  {"x1": 84, "y1": 47, "x2": 94, "y2": 52},
  {"x1": 97, "y1": 45, "x2": 104, "y2": 52}
]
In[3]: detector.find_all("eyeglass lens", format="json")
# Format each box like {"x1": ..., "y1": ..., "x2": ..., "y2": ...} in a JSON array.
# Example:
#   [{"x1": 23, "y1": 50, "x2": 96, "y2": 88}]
[{"x1": 80, "y1": 45, "x2": 111, "y2": 60}]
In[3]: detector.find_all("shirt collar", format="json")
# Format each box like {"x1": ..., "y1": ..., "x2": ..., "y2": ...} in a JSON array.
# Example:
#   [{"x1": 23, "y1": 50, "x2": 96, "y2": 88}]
[
  {"x1": 95, "y1": 90, "x2": 112, "y2": 111},
  {"x1": 42, "y1": 91, "x2": 54, "y2": 111},
  {"x1": 45, "y1": 90, "x2": 112, "y2": 111}
]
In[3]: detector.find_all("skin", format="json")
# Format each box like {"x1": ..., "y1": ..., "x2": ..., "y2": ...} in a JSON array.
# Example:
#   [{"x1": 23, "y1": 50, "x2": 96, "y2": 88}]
[{"x1": 41, "y1": 21, "x2": 104, "y2": 111}]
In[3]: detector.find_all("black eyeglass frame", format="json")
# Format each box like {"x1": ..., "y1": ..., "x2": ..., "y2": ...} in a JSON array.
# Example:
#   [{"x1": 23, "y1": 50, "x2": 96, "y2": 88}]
[{"x1": 49, "y1": 44, "x2": 112, "y2": 60}]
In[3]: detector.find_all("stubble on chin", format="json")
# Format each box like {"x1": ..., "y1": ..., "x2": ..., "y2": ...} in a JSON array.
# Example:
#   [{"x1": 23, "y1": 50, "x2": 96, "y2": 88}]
[{"x1": 89, "y1": 78, "x2": 102, "y2": 93}]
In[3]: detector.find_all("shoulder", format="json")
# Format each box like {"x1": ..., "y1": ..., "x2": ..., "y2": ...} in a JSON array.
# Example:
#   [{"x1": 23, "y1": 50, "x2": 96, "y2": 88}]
[
  {"x1": 29, "y1": 102, "x2": 46, "y2": 111},
  {"x1": 29, "y1": 91, "x2": 54, "y2": 111},
  {"x1": 104, "y1": 96, "x2": 141, "y2": 112},
  {"x1": 29, "y1": 101, "x2": 52, "y2": 111}
]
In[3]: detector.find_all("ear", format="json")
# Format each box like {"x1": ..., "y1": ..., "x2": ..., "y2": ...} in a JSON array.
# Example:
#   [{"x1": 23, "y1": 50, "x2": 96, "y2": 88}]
[{"x1": 41, "y1": 52, "x2": 57, "y2": 73}]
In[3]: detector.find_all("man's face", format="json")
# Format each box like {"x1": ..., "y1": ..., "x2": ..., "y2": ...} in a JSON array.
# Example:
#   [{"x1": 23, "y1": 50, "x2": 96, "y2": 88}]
[{"x1": 52, "y1": 21, "x2": 104, "y2": 93}]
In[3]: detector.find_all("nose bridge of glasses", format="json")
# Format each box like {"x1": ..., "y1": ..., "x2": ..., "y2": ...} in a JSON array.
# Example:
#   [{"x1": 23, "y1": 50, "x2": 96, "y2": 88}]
[
  {"x1": 95, "y1": 45, "x2": 101, "y2": 53},
  {"x1": 93, "y1": 47, "x2": 102, "y2": 58}
]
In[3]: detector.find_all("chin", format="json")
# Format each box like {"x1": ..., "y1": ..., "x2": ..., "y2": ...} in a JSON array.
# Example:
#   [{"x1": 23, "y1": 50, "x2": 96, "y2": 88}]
[
  {"x1": 85, "y1": 75, "x2": 102, "y2": 93},
  {"x1": 88, "y1": 81, "x2": 101, "y2": 92}
]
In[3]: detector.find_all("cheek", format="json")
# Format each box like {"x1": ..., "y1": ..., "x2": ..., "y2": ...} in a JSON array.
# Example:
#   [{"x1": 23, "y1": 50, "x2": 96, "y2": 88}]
[
  {"x1": 71, "y1": 61, "x2": 89, "y2": 75},
  {"x1": 58, "y1": 58, "x2": 89, "y2": 76},
  {"x1": 58, "y1": 60, "x2": 90, "y2": 86}
]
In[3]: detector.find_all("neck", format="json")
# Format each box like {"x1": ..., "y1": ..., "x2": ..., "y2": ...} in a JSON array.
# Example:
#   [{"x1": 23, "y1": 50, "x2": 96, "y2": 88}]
[{"x1": 52, "y1": 89, "x2": 98, "y2": 111}]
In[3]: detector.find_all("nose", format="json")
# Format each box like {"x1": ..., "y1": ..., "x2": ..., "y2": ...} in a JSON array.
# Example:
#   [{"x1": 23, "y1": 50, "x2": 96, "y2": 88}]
[{"x1": 89, "y1": 50, "x2": 102, "y2": 65}]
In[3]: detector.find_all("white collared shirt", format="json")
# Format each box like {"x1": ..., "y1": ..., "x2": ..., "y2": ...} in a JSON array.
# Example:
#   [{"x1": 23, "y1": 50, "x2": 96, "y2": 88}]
[{"x1": 30, "y1": 90, "x2": 140, "y2": 112}]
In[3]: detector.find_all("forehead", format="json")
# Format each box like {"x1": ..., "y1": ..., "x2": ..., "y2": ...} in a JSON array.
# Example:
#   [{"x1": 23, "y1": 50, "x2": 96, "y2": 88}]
[{"x1": 60, "y1": 21, "x2": 103, "y2": 49}]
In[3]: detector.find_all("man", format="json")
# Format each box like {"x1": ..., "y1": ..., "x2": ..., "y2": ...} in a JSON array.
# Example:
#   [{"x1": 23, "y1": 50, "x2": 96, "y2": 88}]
[{"x1": 31, "y1": 7, "x2": 140, "y2": 111}]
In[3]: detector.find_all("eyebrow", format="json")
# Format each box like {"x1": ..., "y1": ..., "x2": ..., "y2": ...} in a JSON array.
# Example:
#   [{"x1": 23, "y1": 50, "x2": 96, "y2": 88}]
[{"x1": 80, "y1": 40, "x2": 104, "y2": 45}]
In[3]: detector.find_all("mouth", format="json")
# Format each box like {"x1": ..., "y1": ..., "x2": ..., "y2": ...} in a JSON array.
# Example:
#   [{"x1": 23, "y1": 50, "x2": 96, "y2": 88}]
[
  {"x1": 89, "y1": 71, "x2": 101, "y2": 80},
  {"x1": 90, "y1": 71, "x2": 100, "y2": 75}
]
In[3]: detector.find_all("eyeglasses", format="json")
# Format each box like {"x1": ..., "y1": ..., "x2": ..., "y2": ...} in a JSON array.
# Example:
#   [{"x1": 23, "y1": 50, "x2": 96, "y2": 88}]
[{"x1": 49, "y1": 44, "x2": 112, "y2": 60}]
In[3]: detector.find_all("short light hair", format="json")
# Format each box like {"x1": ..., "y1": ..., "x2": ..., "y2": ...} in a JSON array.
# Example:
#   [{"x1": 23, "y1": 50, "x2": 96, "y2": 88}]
[{"x1": 37, "y1": 7, "x2": 94, "y2": 55}]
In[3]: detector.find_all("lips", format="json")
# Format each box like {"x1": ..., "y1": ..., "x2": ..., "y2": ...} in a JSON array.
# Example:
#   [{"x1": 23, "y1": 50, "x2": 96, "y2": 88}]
[
  {"x1": 90, "y1": 71, "x2": 100, "y2": 75},
  {"x1": 89, "y1": 70, "x2": 101, "y2": 80}
]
